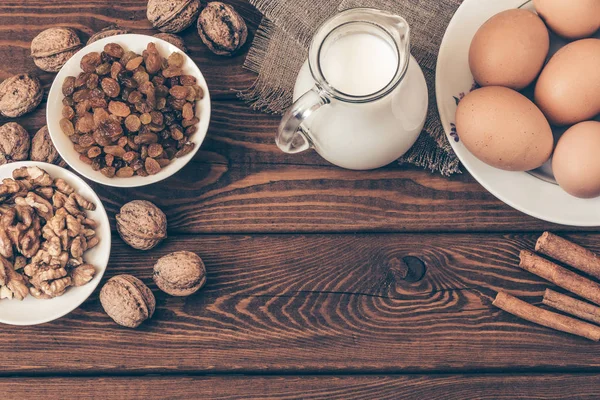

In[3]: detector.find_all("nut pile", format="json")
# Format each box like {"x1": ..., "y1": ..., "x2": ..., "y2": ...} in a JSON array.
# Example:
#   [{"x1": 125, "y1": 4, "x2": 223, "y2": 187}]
[
  {"x1": 60, "y1": 42, "x2": 203, "y2": 178},
  {"x1": 0, "y1": 166, "x2": 99, "y2": 300}
]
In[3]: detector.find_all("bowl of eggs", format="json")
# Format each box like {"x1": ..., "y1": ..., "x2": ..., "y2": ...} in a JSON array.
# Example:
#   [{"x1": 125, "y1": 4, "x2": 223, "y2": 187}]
[{"x1": 436, "y1": 0, "x2": 600, "y2": 226}]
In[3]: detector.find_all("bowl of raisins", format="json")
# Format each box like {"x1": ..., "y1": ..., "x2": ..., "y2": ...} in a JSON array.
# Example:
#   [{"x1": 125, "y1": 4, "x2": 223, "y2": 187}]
[{"x1": 47, "y1": 34, "x2": 210, "y2": 187}]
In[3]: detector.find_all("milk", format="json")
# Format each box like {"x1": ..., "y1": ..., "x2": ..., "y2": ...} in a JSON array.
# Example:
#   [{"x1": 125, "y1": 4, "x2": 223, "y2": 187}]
[
  {"x1": 294, "y1": 30, "x2": 428, "y2": 170},
  {"x1": 320, "y1": 32, "x2": 398, "y2": 96}
]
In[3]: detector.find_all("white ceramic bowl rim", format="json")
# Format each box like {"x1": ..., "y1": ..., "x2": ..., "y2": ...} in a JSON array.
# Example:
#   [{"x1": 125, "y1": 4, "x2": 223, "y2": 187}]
[{"x1": 46, "y1": 34, "x2": 211, "y2": 188}]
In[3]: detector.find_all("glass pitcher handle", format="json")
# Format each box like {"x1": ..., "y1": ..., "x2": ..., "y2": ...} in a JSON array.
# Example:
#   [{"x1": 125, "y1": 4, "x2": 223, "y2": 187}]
[{"x1": 276, "y1": 87, "x2": 330, "y2": 154}]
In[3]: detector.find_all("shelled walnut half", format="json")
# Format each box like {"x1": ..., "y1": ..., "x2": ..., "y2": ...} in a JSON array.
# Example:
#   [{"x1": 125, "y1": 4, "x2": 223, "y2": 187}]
[{"x1": 0, "y1": 166, "x2": 99, "y2": 300}]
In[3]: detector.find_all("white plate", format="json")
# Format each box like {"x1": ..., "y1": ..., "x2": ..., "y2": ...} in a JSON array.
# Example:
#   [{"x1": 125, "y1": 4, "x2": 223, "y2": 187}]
[
  {"x1": 436, "y1": 0, "x2": 600, "y2": 227},
  {"x1": 47, "y1": 34, "x2": 211, "y2": 188},
  {"x1": 0, "y1": 162, "x2": 111, "y2": 325}
]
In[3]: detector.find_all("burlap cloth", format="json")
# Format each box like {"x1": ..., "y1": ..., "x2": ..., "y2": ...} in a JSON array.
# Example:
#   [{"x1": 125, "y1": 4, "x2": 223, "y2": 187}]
[{"x1": 239, "y1": 0, "x2": 463, "y2": 175}]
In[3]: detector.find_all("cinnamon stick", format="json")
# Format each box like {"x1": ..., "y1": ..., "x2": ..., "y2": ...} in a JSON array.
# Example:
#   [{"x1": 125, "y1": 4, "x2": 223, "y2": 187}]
[
  {"x1": 536, "y1": 232, "x2": 600, "y2": 280},
  {"x1": 519, "y1": 250, "x2": 600, "y2": 306},
  {"x1": 543, "y1": 289, "x2": 600, "y2": 325},
  {"x1": 493, "y1": 291, "x2": 600, "y2": 341}
]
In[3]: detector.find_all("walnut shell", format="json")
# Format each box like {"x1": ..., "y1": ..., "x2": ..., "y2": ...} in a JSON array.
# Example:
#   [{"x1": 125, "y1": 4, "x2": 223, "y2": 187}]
[
  {"x1": 153, "y1": 33, "x2": 188, "y2": 53},
  {"x1": 30, "y1": 125, "x2": 64, "y2": 165},
  {"x1": 153, "y1": 251, "x2": 206, "y2": 296},
  {"x1": 116, "y1": 200, "x2": 167, "y2": 250},
  {"x1": 0, "y1": 74, "x2": 43, "y2": 118},
  {"x1": 197, "y1": 2, "x2": 247, "y2": 56},
  {"x1": 0, "y1": 123, "x2": 30, "y2": 165},
  {"x1": 31, "y1": 27, "x2": 82, "y2": 72},
  {"x1": 147, "y1": 0, "x2": 201, "y2": 33},
  {"x1": 100, "y1": 274, "x2": 155, "y2": 328},
  {"x1": 87, "y1": 25, "x2": 130, "y2": 45}
]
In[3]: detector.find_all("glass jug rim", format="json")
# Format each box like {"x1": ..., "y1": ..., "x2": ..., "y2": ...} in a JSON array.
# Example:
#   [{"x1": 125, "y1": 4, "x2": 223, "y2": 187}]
[{"x1": 308, "y1": 7, "x2": 411, "y2": 104}]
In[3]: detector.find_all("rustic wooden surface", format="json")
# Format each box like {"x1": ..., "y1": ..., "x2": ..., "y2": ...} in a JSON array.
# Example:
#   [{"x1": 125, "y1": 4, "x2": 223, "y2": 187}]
[{"x1": 1, "y1": 1, "x2": 599, "y2": 399}]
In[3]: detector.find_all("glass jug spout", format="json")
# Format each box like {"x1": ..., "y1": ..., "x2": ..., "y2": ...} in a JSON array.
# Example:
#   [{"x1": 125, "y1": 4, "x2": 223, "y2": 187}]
[{"x1": 276, "y1": 8, "x2": 412, "y2": 155}]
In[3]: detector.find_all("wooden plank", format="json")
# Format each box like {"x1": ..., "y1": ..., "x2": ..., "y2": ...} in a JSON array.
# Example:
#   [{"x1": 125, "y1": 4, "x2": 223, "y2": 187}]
[
  {"x1": 3, "y1": 233, "x2": 600, "y2": 374},
  {"x1": 2, "y1": 374, "x2": 600, "y2": 399},
  {"x1": 89, "y1": 160, "x2": 574, "y2": 233},
  {"x1": 0, "y1": 0, "x2": 262, "y2": 99}
]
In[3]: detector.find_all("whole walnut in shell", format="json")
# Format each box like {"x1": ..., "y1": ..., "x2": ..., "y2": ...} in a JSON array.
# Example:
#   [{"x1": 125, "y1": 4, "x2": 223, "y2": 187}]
[
  {"x1": 153, "y1": 251, "x2": 206, "y2": 296},
  {"x1": 30, "y1": 126, "x2": 64, "y2": 166},
  {"x1": 0, "y1": 74, "x2": 43, "y2": 118},
  {"x1": 197, "y1": 2, "x2": 247, "y2": 56},
  {"x1": 87, "y1": 25, "x2": 130, "y2": 45},
  {"x1": 31, "y1": 27, "x2": 82, "y2": 72},
  {"x1": 147, "y1": 0, "x2": 201, "y2": 33},
  {"x1": 153, "y1": 33, "x2": 188, "y2": 53},
  {"x1": 100, "y1": 274, "x2": 155, "y2": 328},
  {"x1": 116, "y1": 200, "x2": 167, "y2": 250},
  {"x1": 0, "y1": 123, "x2": 30, "y2": 165}
]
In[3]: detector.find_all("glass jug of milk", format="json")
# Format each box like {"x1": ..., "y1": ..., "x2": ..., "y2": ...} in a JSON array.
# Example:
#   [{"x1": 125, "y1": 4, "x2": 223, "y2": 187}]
[{"x1": 277, "y1": 8, "x2": 428, "y2": 170}]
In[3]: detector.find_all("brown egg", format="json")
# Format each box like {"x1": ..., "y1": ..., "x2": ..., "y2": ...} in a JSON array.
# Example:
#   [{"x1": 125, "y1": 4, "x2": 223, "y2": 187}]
[
  {"x1": 553, "y1": 121, "x2": 600, "y2": 199},
  {"x1": 455, "y1": 86, "x2": 553, "y2": 171},
  {"x1": 469, "y1": 9, "x2": 549, "y2": 90},
  {"x1": 535, "y1": 39, "x2": 600, "y2": 126},
  {"x1": 534, "y1": 0, "x2": 600, "y2": 39}
]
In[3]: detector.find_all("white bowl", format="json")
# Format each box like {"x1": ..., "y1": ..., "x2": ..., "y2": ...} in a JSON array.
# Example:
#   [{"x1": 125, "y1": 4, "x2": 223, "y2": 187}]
[
  {"x1": 47, "y1": 34, "x2": 211, "y2": 188},
  {"x1": 0, "y1": 162, "x2": 111, "y2": 326},
  {"x1": 436, "y1": 0, "x2": 600, "y2": 227}
]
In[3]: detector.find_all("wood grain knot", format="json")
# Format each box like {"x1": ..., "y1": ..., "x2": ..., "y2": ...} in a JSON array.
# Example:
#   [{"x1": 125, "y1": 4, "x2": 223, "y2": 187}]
[{"x1": 388, "y1": 256, "x2": 427, "y2": 283}]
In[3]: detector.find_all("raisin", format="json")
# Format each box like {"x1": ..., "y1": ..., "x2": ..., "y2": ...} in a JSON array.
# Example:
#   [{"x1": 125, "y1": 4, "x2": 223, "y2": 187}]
[
  {"x1": 76, "y1": 113, "x2": 95, "y2": 134},
  {"x1": 167, "y1": 52, "x2": 184, "y2": 68},
  {"x1": 111, "y1": 62, "x2": 123, "y2": 80},
  {"x1": 86, "y1": 73, "x2": 99, "y2": 89},
  {"x1": 182, "y1": 117, "x2": 199, "y2": 128},
  {"x1": 89, "y1": 97, "x2": 108, "y2": 109},
  {"x1": 179, "y1": 75, "x2": 196, "y2": 86},
  {"x1": 146, "y1": 53, "x2": 162, "y2": 74},
  {"x1": 108, "y1": 101, "x2": 131, "y2": 117},
  {"x1": 96, "y1": 62, "x2": 111, "y2": 76},
  {"x1": 124, "y1": 114, "x2": 141, "y2": 132},
  {"x1": 131, "y1": 159, "x2": 144, "y2": 171},
  {"x1": 169, "y1": 85, "x2": 189, "y2": 100},
  {"x1": 75, "y1": 72, "x2": 90, "y2": 88},
  {"x1": 81, "y1": 52, "x2": 102, "y2": 72},
  {"x1": 60, "y1": 118, "x2": 75, "y2": 136},
  {"x1": 63, "y1": 97, "x2": 75, "y2": 107},
  {"x1": 79, "y1": 154, "x2": 93, "y2": 165},
  {"x1": 125, "y1": 56, "x2": 144, "y2": 71},
  {"x1": 62, "y1": 76, "x2": 76, "y2": 96},
  {"x1": 170, "y1": 125, "x2": 184, "y2": 140},
  {"x1": 116, "y1": 166, "x2": 134, "y2": 178},
  {"x1": 78, "y1": 133, "x2": 96, "y2": 147},
  {"x1": 127, "y1": 90, "x2": 143, "y2": 104},
  {"x1": 75, "y1": 100, "x2": 91, "y2": 116},
  {"x1": 104, "y1": 145, "x2": 126, "y2": 157},
  {"x1": 93, "y1": 108, "x2": 110, "y2": 126},
  {"x1": 101, "y1": 77, "x2": 120, "y2": 97},
  {"x1": 140, "y1": 113, "x2": 152, "y2": 125},
  {"x1": 175, "y1": 142, "x2": 195, "y2": 158},
  {"x1": 134, "y1": 132, "x2": 158, "y2": 144},
  {"x1": 147, "y1": 143, "x2": 163, "y2": 158},
  {"x1": 144, "y1": 157, "x2": 161, "y2": 175},
  {"x1": 163, "y1": 67, "x2": 183, "y2": 78},
  {"x1": 193, "y1": 85, "x2": 205, "y2": 100},
  {"x1": 87, "y1": 146, "x2": 102, "y2": 158},
  {"x1": 101, "y1": 166, "x2": 116, "y2": 178},
  {"x1": 105, "y1": 153, "x2": 114, "y2": 166},
  {"x1": 182, "y1": 102, "x2": 194, "y2": 120},
  {"x1": 150, "y1": 111, "x2": 164, "y2": 125},
  {"x1": 104, "y1": 43, "x2": 124, "y2": 59},
  {"x1": 73, "y1": 89, "x2": 90, "y2": 103},
  {"x1": 133, "y1": 70, "x2": 149, "y2": 85},
  {"x1": 120, "y1": 51, "x2": 138, "y2": 65},
  {"x1": 185, "y1": 125, "x2": 197, "y2": 135},
  {"x1": 62, "y1": 105, "x2": 75, "y2": 120},
  {"x1": 122, "y1": 151, "x2": 139, "y2": 163}
]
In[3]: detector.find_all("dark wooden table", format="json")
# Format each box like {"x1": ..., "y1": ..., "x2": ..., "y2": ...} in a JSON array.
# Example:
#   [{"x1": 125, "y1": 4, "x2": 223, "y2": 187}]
[{"x1": 1, "y1": 1, "x2": 599, "y2": 399}]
